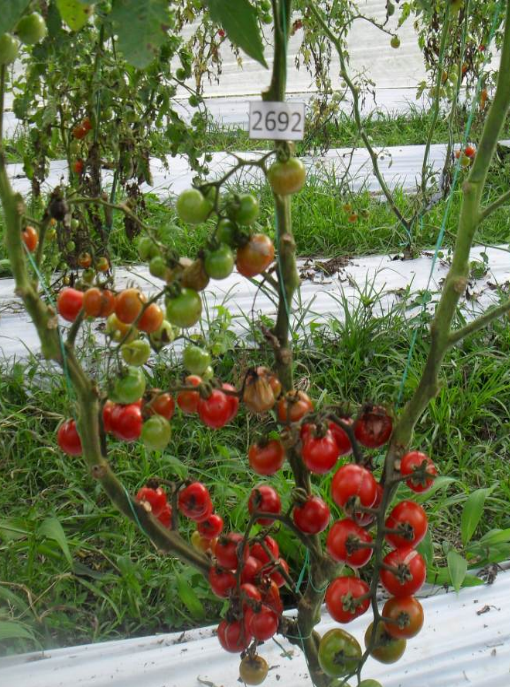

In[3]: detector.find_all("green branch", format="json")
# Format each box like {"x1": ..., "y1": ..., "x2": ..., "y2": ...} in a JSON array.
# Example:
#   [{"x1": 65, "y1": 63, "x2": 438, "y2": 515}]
[
  {"x1": 479, "y1": 190, "x2": 510, "y2": 222},
  {"x1": 447, "y1": 300, "x2": 510, "y2": 346}
]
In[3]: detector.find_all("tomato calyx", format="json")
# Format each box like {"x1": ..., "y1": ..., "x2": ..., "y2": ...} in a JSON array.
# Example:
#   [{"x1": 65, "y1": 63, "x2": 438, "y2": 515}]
[{"x1": 382, "y1": 561, "x2": 413, "y2": 584}]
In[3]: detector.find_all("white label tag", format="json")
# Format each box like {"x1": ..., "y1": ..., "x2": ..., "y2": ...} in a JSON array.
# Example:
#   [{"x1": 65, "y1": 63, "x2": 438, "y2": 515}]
[{"x1": 248, "y1": 101, "x2": 305, "y2": 141}]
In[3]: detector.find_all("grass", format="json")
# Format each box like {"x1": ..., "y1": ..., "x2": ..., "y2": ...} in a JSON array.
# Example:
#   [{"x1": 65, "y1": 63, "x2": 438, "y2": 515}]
[{"x1": 0, "y1": 289, "x2": 509, "y2": 654}]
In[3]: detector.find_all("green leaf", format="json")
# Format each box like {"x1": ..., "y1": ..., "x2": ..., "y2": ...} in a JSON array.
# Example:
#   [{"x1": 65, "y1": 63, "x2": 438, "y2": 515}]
[
  {"x1": 478, "y1": 527, "x2": 510, "y2": 545},
  {"x1": 207, "y1": 0, "x2": 268, "y2": 68},
  {"x1": 461, "y1": 487, "x2": 494, "y2": 546},
  {"x1": 56, "y1": 0, "x2": 94, "y2": 31},
  {"x1": 0, "y1": 0, "x2": 31, "y2": 35},
  {"x1": 0, "y1": 621, "x2": 37, "y2": 642},
  {"x1": 0, "y1": 587, "x2": 30, "y2": 614},
  {"x1": 111, "y1": 0, "x2": 171, "y2": 69},
  {"x1": 176, "y1": 575, "x2": 204, "y2": 620},
  {"x1": 414, "y1": 476, "x2": 456, "y2": 503},
  {"x1": 38, "y1": 517, "x2": 72, "y2": 566},
  {"x1": 447, "y1": 550, "x2": 468, "y2": 592},
  {"x1": 416, "y1": 529, "x2": 433, "y2": 568},
  {"x1": 427, "y1": 566, "x2": 484, "y2": 588}
]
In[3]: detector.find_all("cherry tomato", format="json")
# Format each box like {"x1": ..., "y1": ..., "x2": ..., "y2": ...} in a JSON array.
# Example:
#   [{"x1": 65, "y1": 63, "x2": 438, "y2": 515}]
[
  {"x1": 78, "y1": 252, "x2": 92, "y2": 269},
  {"x1": 138, "y1": 303, "x2": 164, "y2": 334},
  {"x1": 106, "y1": 313, "x2": 138, "y2": 344},
  {"x1": 72, "y1": 159, "x2": 84, "y2": 175},
  {"x1": 327, "y1": 518, "x2": 373, "y2": 568},
  {"x1": 176, "y1": 189, "x2": 212, "y2": 224},
  {"x1": 209, "y1": 566, "x2": 236, "y2": 598},
  {"x1": 385, "y1": 500, "x2": 428, "y2": 549},
  {"x1": 239, "y1": 582, "x2": 262, "y2": 610},
  {"x1": 204, "y1": 244, "x2": 234, "y2": 280},
  {"x1": 328, "y1": 419, "x2": 353, "y2": 456},
  {"x1": 239, "y1": 655, "x2": 268, "y2": 685},
  {"x1": 141, "y1": 415, "x2": 171, "y2": 451},
  {"x1": 150, "y1": 320, "x2": 177, "y2": 350},
  {"x1": 83, "y1": 288, "x2": 115, "y2": 318},
  {"x1": 21, "y1": 226, "x2": 38, "y2": 252},
  {"x1": 277, "y1": 390, "x2": 314, "y2": 423},
  {"x1": 182, "y1": 345, "x2": 210, "y2": 375},
  {"x1": 301, "y1": 428, "x2": 339, "y2": 474},
  {"x1": 110, "y1": 403, "x2": 143, "y2": 441},
  {"x1": 121, "y1": 339, "x2": 151, "y2": 366},
  {"x1": 236, "y1": 233, "x2": 275, "y2": 278},
  {"x1": 146, "y1": 391, "x2": 175, "y2": 420},
  {"x1": 221, "y1": 383, "x2": 239, "y2": 421},
  {"x1": 102, "y1": 400, "x2": 115, "y2": 434},
  {"x1": 112, "y1": 366, "x2": 146, "y2": 404},
  {"x1": 325, "y1": 576, "x2": 370, "y2": 624},
  {"x1": 166, "y1": 288, "x2": 202, "y2": 328},
  {"x1": 229, "y1": 193, "x2": 259, "y2": 225},
  {"x1": 248, "y1": 485, "x2": 281, "y2": 525},
  {"x1": 260, "y1": 578, "x2": 283, "y2": 614},
  {"x1": 217, "y1": 619, "x2": 251, "y2": 653},
  {"x1": 248, "y1": 439, "x2": 285, "y2": 475},
  {"x1": 380, "y1": 547, "x2": 426, "y2": 597},
  {"x1": 180, "y1": 258, "x2": 210, "y2": 291},
  {"x1": 264, "y1": 557, "x2": 289, "y2": 588},
  {"x1": 198, "y1": 389, "x2": 232, "y2": 429},
  {"x1": 215, "y1": 219, "x2": 237, "y2": 247},
  {"x1": 115, "y1": 288, "x2": 145, "y2": 325},
  {"x1": 241, "y1": 556, "x2": 264, "y2": 584},
  {"x1": 267, "y1": 158, "x2": 306, "y2": 196},
  {"x1": 331, "y1": 464, "x2": 378, "y2": 522},
  {"x1": 15, "y1": 12, "x2": 48, "y2": 45},
  {"x1": 293, "y1": 496, "x2": 330, "y2": 534},
  {"x1": 318, "y1": 628, "x2": 362, "y2": 678},
  {"x1": 250, "y1": 535, "x2": 279, "y2": 565},
  {"x1": 383, "y1": 595, "x2": 424, "y2": 639},
  {"x1": 57, "y1": 287, "x2": 84, "y2": 322},
  {"x1": 354, "y1": 405, "x2": 393, "y2": 448},
  {"x1": 246, "y1": 607, "x2": 278, "y2": 641},
  {"x1": 57, "y1": 419, "x2": 82, "y2": 456},
  {"x1": 243, "y1": 366, "x2": 280, "y2": 413},
  {"x1": 198, "y1": 513, "x2": 224, "y2": 539},
  {"x1": 390, "y1": 35, "x2": 401, "y2": 49},
  {"x1": 191, "y1": 530, "x2": 211, "y2": 553},
  {"x1": 137, "y1": 236, "x2": 160, "y2": 261},
  {"x1": 0, "y1": 34, "x2": 20, "y2": 66},
  {"x1": 177, "y1": 375, "x2": 202, "y2": 414},
  {"x1": 214, "y1": 533, "x2": 249, "y2": 569},
  {"x1": 464, "y1": 145, "x2": 476, "y2": 158},
  {"x1": 82, "y1": 117, "x2": 92, "y2": 133},
  {"x1": 135, "y1": 486, "x2": 167, "y2": 516},
  {"x1": 178, "y1": 482, "x2": 212, "y2": 521},
  {"x1": 400, "y1": 451, "x2": 437, "y2": 492},
  {"x1": 157, "y1": 503, "x2": 172, "y2": 528},
  {"x1": 364, "y1": 621, "x2": 406, "y2": 664}
]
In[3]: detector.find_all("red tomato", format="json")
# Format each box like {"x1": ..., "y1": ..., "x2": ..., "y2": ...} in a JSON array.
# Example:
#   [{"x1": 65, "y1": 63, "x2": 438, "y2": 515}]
[
  {"x1": 250, "y1": 535, "x2": 280, "y2": 564},
  {"x1": 464, "y1": 145, "x2": 476, "y2": 158},
  {"x1": 110, "y1": 403, "x2": 143, "y2": 441},
  {"x1": 57, "y1": 419, "x2": 82, "y2": 455},
  {"x1": 380, "y1": 548, "x2": 426, "y2": 597},
  {"x1": 400, "y1": 451, "x2": 437, "y2": 492},
  {"x1": 214, "y1": 533, "x2": 249, "y2": 569},
  {"x1": 325, "y1": 576, "x2": 370, "y2": 623},
  {"x1": 217, "y1": 619, "x2": 251, "y2": 653},
  {"x1": 246, "y1": 607, "x2": 278, "y2": 641},
  {"x1": 385, "y1": 500, "x2": 428, "y2": 548},
  {"x1": 72, "y1": 159, "x2": 84, "y2": 175},
  {"x1": 263, "y1": 557, "x2": 289, "y2": 588},
  {"x1": 277, "y1": 390, "x2": 314, "y2": 423},
  {"x1": 157, "y1": 503, "x2": 172, "y2": 528},
  {"x1": 146, "y1": 391, "x2": 175, "y2": 420},
  {"x1": 102, "y1": 400, "x2": 115, "y2": 433},
  {"x1": 221, "y1": 382, "x2": 239, "y2": 421},
  {"x1": 138, "y1": 303, "x2": 164, "y2": 334},
  {"x1": 301, "y1": 428, "x2": 340, "y2": 474},
  {"x1": 115, "y1": 288, "x2": 146, "y2": 324},
  {"x1": 326, "y1": 519, "x2": 373, "y2": 568},
  {"x1": 209, "y1": 566, "x2": 236, "y2": 598},
  {"x1": 198, "y1": 389, "x2": 232, "y2": 428},
  {"x1": 177, "y1": 375, "x2": 202, "y2": 414},
  {"x1": 383, "y1": 595, "x2": 424, "y2": 639},
  {"x1": 328, "y1": 419, "x2": 353, "y2": 456},
  {"x1": 260, "y1": 578, "x2": 283, "y2": 615},
  {"x1": 248, "y1": 439, "x2": 285, "y2": 475},
  {"x1": 57, "y1": 287, "x2": 84, "y2": 322},
  {"x1": 354, "y1": 405, "x2": 393, "y2": 448},
  {"x1": 293, "y1": 496, "x2": 330, "y2": 534},
  {"x1": 239, "y1": 583, "x2": 262, "y2": 610},
  {"x1": 236, "y1": 233, "x2": 275, "y2": 278},
  {"x1": 241, "y1": 556, "x2": 264, "y2": 584},
  {"x1": 136, "y1": 486, "x2": 167, "y2": 516},
  {"x1": 178, "y1": 482, "x2": 212, "y2": 521},
  {"x1": 83, "y1": 288, "x2": 116, "y2": 318},
  {"x1": 248, "y1": 485, "x2": 281, "y2": 525},
  {"x1": 331, "y1": 464, "x2": 378, "y2": 522},
  {"x1": 22, "y1": 225, "x2": 38, "y2": 252},
  {"x1": 197, "y1": 513, "x2": 224, "y2": 539}
]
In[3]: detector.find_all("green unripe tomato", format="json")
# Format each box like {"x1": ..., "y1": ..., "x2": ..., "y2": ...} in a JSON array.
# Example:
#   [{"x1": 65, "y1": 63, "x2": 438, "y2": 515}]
[
  {"x1": 360, "y1": 681, "x2": 383, "y2": 687},
  {"x1": 390, "y1": 35, "x2": 401, "y2": 49},
  {"x1": 150, "y1": 319, "x2": 177, "y2": 349},
  {"x1": 183, "y1": 345, "x2": 211, "y2": 375},
  {"x1": 82, "y1": 268, "x2": 95, "y2": 284},
  {"x1": 228, "y1": 194, "x2": 259, "y2": 225},
  {"x1": 137, "y1": 236, "x2": 160, "y2": 261},
  {"x1": 71, "y1": 218, "x2": 80, "y2": 230},
  {"x1": 460, "y1": 154, "x2": 471, "y2": 168},
  {"x1": 149, "y1": 255, "x2": 168, "y2": 279},
  {"x1": 204, "y1": 243, "x2": 234, "y2": 280},
  {"x1": 176, "y1": 189, "x2": 212, "y2": 224},
  {"x1": 262, "y1": 13, "x2": 273, "y2": 24},
  {"x1": 261, "y1": 0, "x2": 272, "y2": 10},
  {"x1": 121, "y1": 339, "x2": 151, "y2": 366},
  {"x1": 215, "y1": 219, "x2": 238, "y2": 247},
  {"x1": 112, "y1": 366, "x2": 146, "y2": 404},
  {"x1": 318, "y1": 628, "x2": 362, "y2": 678},
  {"x1": 188, "y1": 94, "x2": 201, "y2": 107},
  {"x1": 66, "y1": 240, "x2": 76, "y2": 251},
  {"x1": 268, "y1": 158, "x2": 306, "y2": 196},
  {"x1": 364, "y1": 622, "x2": 406, "y2": 664},
  {"x1": 202, "y1": 365, "x2": 214, "y2": 381},
  {"x1": 0, "y1": 34, "x2": 20, "y2": 65},
  {"x1": 141, "y1": 415, "x2": 171, "y2": 451},
  {"x1": 166, "y1": 288, "x2": 202, "y2": 328},
  {"x1": 176, "y1": 67, "x2": 187, "y2": 80},
  {"x1": 15, "y1": 12, "x2": 48, "y2": 45}
]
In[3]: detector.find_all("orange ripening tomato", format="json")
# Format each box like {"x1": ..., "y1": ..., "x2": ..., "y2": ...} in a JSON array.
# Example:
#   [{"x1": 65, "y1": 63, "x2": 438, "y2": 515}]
[
  {"x1": 22, "y1": 226, "x2": 38, "y2": 252},
  {"x1": 277, "y1": 390, "x2": 314, "y2": 423},
  {"x1": 83, "y1": 288, "x2": 116, "y2": 318},
  {"x1": 73, "y1": 159, "x2": 84, "y2": 175},
  {"x1": 115, "y1": 288, "x2": 146, "y2": 324},
  {"x1": 236, "y1": 234, "x2": 275, "y2": 278},
  {"x1": 138, "y1": 303, "x2": 164, "y2": 333},
  {"x1": 78, "y1": 252, "x2": 92, "y2": 269},
  {"x1": 72, "y1": 124, "x2": 88, "y2": 140}
]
